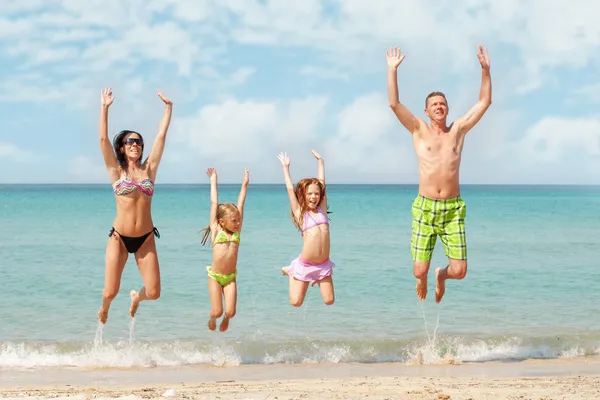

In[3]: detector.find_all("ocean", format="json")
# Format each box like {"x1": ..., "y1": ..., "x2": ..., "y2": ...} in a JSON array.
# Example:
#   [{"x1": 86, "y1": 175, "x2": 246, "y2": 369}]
[{"x1": 1, "y1": 184, "x2": 599, "y2": 370}]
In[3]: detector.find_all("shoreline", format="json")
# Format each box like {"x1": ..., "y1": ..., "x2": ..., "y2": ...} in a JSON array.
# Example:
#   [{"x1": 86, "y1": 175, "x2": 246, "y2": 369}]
[{"x1": 2, "y1": 357, "x2": 600, "y2": 399}]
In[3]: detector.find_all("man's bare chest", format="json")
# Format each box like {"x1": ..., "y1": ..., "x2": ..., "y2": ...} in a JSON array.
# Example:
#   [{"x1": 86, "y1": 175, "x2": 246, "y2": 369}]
[{"x1": 415, "y1": 133, "x2": 462, "y2": 156}]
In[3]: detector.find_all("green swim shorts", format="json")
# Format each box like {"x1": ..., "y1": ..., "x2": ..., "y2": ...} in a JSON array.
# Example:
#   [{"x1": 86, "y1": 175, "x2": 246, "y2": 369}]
[{"x1": 410, "y1": 194, "x2": 467, "y2": 262}]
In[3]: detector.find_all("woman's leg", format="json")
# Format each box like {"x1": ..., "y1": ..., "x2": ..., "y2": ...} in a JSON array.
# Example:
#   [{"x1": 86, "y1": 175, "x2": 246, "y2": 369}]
[
  {"x1": 130, "y1": 234, "x2": 160, "y2": 318},
  {"x1": 98, "y1": 231, "x2": 128, "y2": 324}
]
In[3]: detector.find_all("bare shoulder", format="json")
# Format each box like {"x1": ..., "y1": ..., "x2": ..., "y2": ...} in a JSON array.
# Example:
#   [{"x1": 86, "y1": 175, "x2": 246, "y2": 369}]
[{"x1": 108, "y1": 166, "x2": 122, "y2": 184}]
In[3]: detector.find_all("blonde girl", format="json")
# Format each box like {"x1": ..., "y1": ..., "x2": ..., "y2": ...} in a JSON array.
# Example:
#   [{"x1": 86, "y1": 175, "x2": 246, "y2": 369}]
[{"x1": 200, "y1": 167, "x2": 249, "y2": 332}]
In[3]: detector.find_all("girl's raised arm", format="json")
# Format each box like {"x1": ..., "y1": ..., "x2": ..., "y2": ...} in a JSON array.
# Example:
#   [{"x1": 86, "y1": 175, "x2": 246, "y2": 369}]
[
  {"x1": 237, "y1": 169, "x2": 250, "y2": 230},
  {"x1": 277, "y1": 152, "x2": 300, "y2": 221},
  {"x1": 311, "y1": 149, "x2": 328, "y2": 212}
]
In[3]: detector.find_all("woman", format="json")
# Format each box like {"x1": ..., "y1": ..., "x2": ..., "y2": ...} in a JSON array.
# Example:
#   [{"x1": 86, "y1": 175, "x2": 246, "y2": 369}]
[{"x1": 97, "y1": 87, "x2": 173, "y2": 324}]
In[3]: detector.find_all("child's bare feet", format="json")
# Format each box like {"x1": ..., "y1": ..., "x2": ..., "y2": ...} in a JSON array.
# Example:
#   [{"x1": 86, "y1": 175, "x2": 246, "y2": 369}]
[
  {"x1": 208, "y1": 316, "x2": 217, "y2": 331},
  {"x1": 129, "y1": 290, "x2": 140, "y2": 318},
  {"x1": 219, "y1": 316, "x2": 230, "y2": 332}
]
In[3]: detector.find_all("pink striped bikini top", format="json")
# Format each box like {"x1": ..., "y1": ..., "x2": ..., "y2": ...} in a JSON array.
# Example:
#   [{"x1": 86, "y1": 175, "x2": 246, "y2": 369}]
[
  {"x1": 302, "y1": 207, "x2": 329, "y2": 232},
  {"x1": 112, "y1": 177, "x2": 155, "y2": 196}
]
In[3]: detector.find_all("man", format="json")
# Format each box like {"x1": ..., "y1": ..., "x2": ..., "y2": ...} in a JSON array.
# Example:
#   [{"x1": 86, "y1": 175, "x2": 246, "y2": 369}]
[{"x1": 386, "y1": 45, "x2": 492, "y2": 303}]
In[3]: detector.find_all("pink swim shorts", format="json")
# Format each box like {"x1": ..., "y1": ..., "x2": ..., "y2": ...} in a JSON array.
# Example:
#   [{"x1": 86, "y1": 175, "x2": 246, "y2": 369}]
[{"x1": 287, "y1": 256, "x2": 335, "y2": 282}]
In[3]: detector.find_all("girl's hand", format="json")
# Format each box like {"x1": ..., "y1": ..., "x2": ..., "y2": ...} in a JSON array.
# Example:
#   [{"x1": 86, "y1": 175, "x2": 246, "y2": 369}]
[
  {"x1": 277, "y1": 152, "x2": 290, "y2": 167},
  {"x1": 206, "y1": 167, "x2": 216, "y2": 181},
  {"x1": 157, "y1": 90, "x2": 173, "y2": 105},
  {"x1": 311, "y1": 149, "x2": 323, "y2": 160}
]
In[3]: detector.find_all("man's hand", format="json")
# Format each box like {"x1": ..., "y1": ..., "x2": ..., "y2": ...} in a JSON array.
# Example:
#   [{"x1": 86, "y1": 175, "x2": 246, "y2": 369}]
[{"x1": 386, "y1": 47, "x2": 406, "y2": 69}]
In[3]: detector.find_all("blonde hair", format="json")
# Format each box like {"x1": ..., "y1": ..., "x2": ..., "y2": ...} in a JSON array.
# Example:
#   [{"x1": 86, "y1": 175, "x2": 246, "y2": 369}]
[
  {"x1": 292, "y1": 178, "x2": 328, "y2": 231},
  {"x1": 201, "y1": 203, "x2": 240, "y2": 246}
]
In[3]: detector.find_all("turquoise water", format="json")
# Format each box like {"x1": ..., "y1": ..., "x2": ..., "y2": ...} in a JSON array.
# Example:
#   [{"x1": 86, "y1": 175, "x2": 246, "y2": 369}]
[{"x1": 1, "y1": 184, "x2": 599, "y2": 368}]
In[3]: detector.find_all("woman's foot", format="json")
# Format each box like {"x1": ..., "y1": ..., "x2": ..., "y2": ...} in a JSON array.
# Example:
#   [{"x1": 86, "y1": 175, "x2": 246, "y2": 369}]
[
  {"x1": 208, "y1": 315, "x2": 217, "y2": 331},
  {"x1": 129, "y1": 290, "x2": 140, "y2": 318},
  {"x1": 98, "y1": 306, "x2": 109, "y2": 324}
]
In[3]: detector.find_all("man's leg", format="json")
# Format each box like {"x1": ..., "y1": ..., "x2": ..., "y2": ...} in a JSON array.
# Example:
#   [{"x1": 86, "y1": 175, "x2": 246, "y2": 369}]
[
  {"x1": 435, "y1": 259, "x2": 467, "y2": 303},
  {"x1": 414, "y1": 260, "x2": 432, "y2": 300},
  {"x1": 437, "y1": 197, "x2": 468, "y2": 303},
  {"x1": 411, "y1": 197, "x2": 436, "y2": 301}
]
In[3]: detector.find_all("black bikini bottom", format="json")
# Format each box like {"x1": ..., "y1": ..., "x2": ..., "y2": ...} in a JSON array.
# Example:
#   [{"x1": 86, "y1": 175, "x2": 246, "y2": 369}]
[{"x1": 109, "y1": 227, "x2": 160, "y2": 253}]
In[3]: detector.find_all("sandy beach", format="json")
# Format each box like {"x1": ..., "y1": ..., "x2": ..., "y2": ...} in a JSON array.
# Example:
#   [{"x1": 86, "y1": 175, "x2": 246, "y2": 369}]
[
  {"x1": 2, "y1": 358, "x2": 600, "y2": 400},
  {"x1": 2, "y1": 375, "x2": 600, "y2": 400}
]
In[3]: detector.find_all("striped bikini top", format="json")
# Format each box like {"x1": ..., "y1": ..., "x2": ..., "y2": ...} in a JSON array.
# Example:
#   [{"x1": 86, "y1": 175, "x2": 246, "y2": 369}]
[{"x1": 112, "y1": 176, "x2": 155, "y2": 196}]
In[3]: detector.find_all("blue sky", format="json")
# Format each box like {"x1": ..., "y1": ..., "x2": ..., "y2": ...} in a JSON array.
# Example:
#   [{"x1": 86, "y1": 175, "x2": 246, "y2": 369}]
[{"x1": 1, "y1": 0, "x2": 599, "y2": 184}]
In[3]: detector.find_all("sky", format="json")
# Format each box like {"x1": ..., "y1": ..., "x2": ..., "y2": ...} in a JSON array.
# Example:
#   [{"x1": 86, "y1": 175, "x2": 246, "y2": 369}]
[{"x1": 0, "y1": 0, "x2": 599, "y2": 184}]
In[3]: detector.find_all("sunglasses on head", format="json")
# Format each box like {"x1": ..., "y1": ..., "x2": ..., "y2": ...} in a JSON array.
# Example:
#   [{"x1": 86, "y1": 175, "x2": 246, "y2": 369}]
[{"x1": 124, "y1": 138, "x2": 143, "y2": 146}]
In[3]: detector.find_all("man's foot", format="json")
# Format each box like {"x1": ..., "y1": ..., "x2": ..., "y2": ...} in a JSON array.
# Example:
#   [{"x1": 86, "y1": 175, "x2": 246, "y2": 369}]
[
  {"x1": 416, "y1": 278, "x2": 427, "y2": 301},
  {"x1": 435, "y1": 268, "x2": 446, "y2": 303},
  {"x1": 281, "y1": 267, "x2": 289, "y2": 276},
  {"x1": 219, "y1": 316, "x2": 230, "y2": 332},
  {"x1": 129, "y1": 290, "x2": 140, "y2": 318},
  {"x1": 98, "y1": 307, "x2": 108, "y2": 324},
  {"x1": 208, "y1": 316, "x2": 217, "y2": 331}
]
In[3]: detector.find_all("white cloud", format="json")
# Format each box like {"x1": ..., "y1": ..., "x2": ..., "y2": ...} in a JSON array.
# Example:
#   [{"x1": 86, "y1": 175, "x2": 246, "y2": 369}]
[
  {"x1": 165, "y1": 0, "x2": 215, "y2": 22},
  {"x1": 324, "y1": 93, "x2": 416, "y2": 182},
  {"x1": 0, "y1": 17, "x2": 33, "y2": 38},
  {"x1": 514, "y1": 117, "x2": 600, "y2": 163},
  {"x1": 169, "y1": 92, "x2": 418, "y2": 183},
  {"x1": 573, "y1": 83, "x2": 600, "y2": 103},
  {"x1": 2, "y1": 0, "x2": 598, "y2": 103},
  {"x1": 3, "y1": 0, "x2": 46, "y2": 14},
  {"x1": 172, "y1": 95, "x2": 328, "y2": 161},
  {"x1": 224, "y1": 67, "x2": 256, "y2": 88},
  {"x1": 0, "y1": 142, "x2": 32, "y2": 162},
  {"x1": 222, "y1": 0, "x2": 600, "y2": 90}
]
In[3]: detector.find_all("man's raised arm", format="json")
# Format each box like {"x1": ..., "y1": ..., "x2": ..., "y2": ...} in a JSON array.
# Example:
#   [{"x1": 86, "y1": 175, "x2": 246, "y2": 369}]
[
  {"x1": 386, "y1": 47, "x2": 419, "y2": 135},
  {"x1": 459, "y1": 45, "x2": 492, "y2": 135}
]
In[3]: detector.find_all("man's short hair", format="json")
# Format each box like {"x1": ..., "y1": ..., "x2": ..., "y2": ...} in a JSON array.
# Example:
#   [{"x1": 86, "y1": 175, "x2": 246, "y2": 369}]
[{"x1": 425, "y1": 91, "x2": 447, "y2": 108}]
